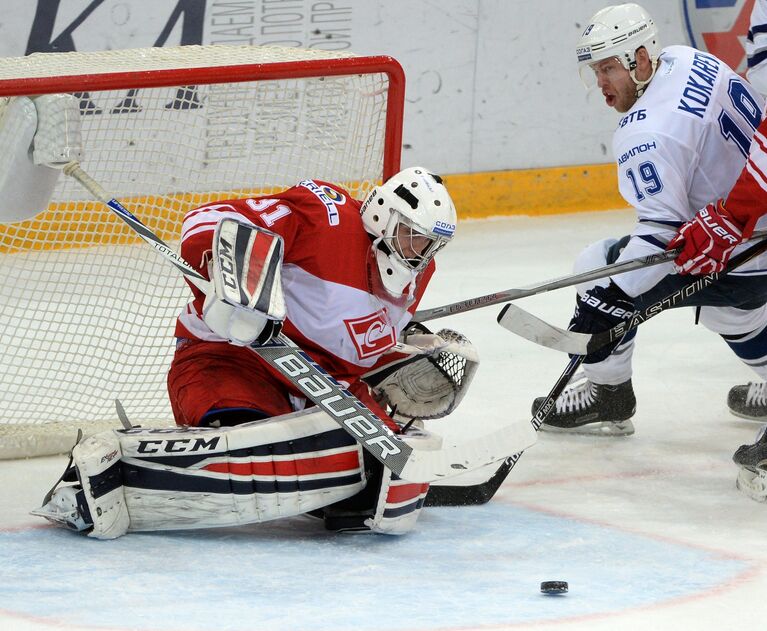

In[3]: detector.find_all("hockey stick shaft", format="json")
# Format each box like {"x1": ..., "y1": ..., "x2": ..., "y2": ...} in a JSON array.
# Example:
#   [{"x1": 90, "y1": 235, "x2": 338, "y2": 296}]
[
  {"x1": 498, "y1": 233, "x2": 767, "y2": 355},
  {"x1": 64, "y1": 162, "x2": 532, "y2": 482},
  {"x1": 413, "y1": 229, "x2": 767, "y2": 323}
]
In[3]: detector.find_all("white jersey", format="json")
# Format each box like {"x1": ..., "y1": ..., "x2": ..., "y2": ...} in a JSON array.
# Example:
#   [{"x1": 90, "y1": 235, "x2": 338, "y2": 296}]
[
  {"x1": 747, "y1": 0, "x2": 767, "y2": 96},
  {"x1": 611, "y1": 45, "x2": 765, "y2": 296}
]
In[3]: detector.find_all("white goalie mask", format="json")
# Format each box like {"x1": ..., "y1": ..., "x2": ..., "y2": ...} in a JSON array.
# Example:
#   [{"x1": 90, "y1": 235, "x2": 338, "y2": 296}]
[
  {"x1": 576, "y1": 3, "x2": 661, "y2": 95},
  {"x1": 360, "y1": 167, "x2": 457, "y2": 297}
]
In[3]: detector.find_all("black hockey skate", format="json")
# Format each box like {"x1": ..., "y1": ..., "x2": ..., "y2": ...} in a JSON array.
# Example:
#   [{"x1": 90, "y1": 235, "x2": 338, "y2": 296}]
[
  {"x1": 727, "y1": 382, "x2": 767, "y2": 421},
  {"x1": 732, "y1": 425, "x2": 767, "y2": 502},
  {"x1": 532, "y1": 375, "x2": 636, "y2": 436}
]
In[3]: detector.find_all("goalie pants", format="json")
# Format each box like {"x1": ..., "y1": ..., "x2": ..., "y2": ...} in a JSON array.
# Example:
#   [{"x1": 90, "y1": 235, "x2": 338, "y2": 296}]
[
  {"x1": 575, "y1": 236, "x2": 767, "y2": 385},
  {"x1": 167, "y1": 338, "x2": 397, "y2": 430}
]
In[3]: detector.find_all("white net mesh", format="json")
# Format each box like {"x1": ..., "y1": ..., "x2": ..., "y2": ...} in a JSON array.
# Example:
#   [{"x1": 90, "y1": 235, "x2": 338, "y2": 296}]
[{"x1": 0, "y1": 45, "x2": 399, "y2": 458}]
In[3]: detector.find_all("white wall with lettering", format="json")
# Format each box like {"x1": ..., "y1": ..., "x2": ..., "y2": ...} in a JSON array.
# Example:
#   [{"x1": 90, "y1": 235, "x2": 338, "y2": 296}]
[{"x1": 0, "y1": 1, "x2": 740, "y2": 174}]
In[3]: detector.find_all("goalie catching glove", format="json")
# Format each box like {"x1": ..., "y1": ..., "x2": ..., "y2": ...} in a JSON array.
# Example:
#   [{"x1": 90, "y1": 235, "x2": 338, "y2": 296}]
[
  {"x1": 203, "y1": 218, "x2": 286, "y2": 346},
  {"x1": 363, "y1": 323, "x2": 479, "y2": 423}
]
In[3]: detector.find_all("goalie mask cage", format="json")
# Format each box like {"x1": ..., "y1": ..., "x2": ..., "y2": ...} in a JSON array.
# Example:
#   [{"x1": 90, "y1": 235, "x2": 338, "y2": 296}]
[{"x1": 0, "y1": 45, "x2": 404, "y2": 459}]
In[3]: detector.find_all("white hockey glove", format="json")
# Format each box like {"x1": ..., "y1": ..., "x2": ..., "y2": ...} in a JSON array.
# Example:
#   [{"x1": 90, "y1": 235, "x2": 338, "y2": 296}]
[
  {"x1": 32, "y1": 94, "x2": 83, "y2": 167},
  {"x1": 203, "y1": 218, "x2": 287, "y2": 346},
  {"x1": 0, "y1": 93, "x2": 82, "y2": 222},
  {"x1": 364, "y1": 324, "x2": 479, "y2": 422}
]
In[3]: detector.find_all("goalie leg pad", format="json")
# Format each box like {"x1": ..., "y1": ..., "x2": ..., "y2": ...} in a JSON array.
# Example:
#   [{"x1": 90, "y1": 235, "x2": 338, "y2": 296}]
[
  {"x1": 34, "y1": 410, "x2": 366, "y2": 538},
  {"x1": 65, "y1": 430, "x2": 129, "y2": 539},
  {"x1": 364, "y1": 468, "x2": 429, "y2": 535},
  {"x1": 321, "y1": 456, "x2": 430, "y2": 535},
  {"x1": 122, "y1": 409, "x2": 364, "y2": 533}
]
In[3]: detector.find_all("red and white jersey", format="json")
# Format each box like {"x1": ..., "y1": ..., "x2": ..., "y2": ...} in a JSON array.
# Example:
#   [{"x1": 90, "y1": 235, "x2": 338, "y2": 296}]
[
  {"x1": 726, "y1": 116, "x2": 767, "y2": 233},
  {"x1": 175, "y1": 180, "x2": 435, "y2": 386}
]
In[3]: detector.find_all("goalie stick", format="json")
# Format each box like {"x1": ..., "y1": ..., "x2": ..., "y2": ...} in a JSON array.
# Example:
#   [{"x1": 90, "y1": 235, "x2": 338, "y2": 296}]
[
  {"x1": 63, "y1": 162, "x2": 533, "y2": 484},
  {"x1": 412, "y1": 229, "x2": 767, "y2": 323},
  {"x1": 497, "y1": 234, "x2": 767, "y2": 355}
]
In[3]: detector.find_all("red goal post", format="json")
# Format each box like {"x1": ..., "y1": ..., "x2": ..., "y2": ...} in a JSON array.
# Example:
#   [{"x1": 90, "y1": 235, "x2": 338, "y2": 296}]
[{"x1": 0, "y1": 45, "x2": 405, "y2": 459}]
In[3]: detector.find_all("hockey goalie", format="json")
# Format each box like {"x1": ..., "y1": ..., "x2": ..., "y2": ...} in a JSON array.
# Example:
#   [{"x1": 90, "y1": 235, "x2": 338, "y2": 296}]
[{"x1": 27, "y1": 127, "x2": 497, "y2": 539}]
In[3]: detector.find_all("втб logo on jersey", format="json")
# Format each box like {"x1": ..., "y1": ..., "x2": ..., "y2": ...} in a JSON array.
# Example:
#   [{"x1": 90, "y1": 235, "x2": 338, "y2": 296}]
[{"x1": 344, "y1": 310, "x2": 396, "y2": 359}]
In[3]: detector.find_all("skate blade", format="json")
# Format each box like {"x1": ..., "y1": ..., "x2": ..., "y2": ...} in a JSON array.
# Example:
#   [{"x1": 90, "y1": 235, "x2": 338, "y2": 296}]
[
  {"x1": 729, "y1": 409, "x2": 767, "y2": 422},
  {"x1": 30, "y1": 498, "x2": 89, "y2": 531},
  {"x1": 540, "y1": 418, "x2": 635, "y2": 436},
  {"x1": 30, "y1": 505, "x2": 81, "y2": 530},
  {"x1": 736, "y1": 467, "x2": 767, "y2": 502}
]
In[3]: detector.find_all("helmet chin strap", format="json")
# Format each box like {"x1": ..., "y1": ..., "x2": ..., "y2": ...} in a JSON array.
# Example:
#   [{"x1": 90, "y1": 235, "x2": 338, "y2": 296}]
[
  {"x1": 369, "y1": 238, "x2": 418, "y2": 304},
  {"x1": 630, "y1": 58, "x2": 658, "y2": 98}
]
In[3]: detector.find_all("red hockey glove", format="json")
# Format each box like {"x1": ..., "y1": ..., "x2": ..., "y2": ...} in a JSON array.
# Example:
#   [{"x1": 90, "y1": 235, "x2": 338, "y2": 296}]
[{"x1": 667, "y1": 200, "x2": 748, "y2": 275}]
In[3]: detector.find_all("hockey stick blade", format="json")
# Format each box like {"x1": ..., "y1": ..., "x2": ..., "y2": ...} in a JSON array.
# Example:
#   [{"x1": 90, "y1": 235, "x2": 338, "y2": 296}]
[
  {"x1": 413, "y1": 229, "x2": 767, "y2": 323},
  {"x1": 427, "y1": 354, "x2": 585, "y2": 505},
  {"x1": 425, "y1": 458, "x2": 515, "y2": 506},
  {"x1": 498, "y1": 304, "x2": 590, "y2": 355},
  {"x1": 64, "y1": 161, "x2": 535, "y2": 483},
  {"x1": 498, "y1": 235, "x2": 767, "y2": 355}
]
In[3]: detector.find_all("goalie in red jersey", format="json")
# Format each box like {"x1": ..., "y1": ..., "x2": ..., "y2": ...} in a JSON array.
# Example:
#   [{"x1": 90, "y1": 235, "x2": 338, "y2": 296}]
[
  {"x1": 168, "y1": 169, "x2": 460, "y2": 433},
  {"x1": 33, "y1": 167, "x2": 482, "y2": 539}
]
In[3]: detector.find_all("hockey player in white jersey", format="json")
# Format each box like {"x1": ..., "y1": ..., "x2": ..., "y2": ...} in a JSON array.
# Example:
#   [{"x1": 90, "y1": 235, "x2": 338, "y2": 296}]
[
  {"x1": 533, "y1": 3, "x2": 767, "y2": 435},
  {"x1": 747, "y1": 0, "x2": 767, "y2": 96}
]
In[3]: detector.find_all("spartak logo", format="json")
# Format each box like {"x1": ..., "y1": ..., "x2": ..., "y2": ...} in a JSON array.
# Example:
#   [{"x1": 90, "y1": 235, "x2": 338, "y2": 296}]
[
  {"x1": 344, "y1": 309, "x2": 396, "y2": 359},
  {"x1": 683, "y1": 0, "x2": 755, "y2": 77}
]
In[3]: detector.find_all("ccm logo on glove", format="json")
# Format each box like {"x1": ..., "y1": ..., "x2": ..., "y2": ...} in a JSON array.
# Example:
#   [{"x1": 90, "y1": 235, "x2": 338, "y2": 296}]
[{"x1": 216, "y1": 237, "x2": 239, "y2": 291}]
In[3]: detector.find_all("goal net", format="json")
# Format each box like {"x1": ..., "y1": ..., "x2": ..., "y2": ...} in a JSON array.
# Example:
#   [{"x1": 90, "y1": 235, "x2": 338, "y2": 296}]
[{"x1": 0, "y1": 45, "x2": 404, "y2": 459}]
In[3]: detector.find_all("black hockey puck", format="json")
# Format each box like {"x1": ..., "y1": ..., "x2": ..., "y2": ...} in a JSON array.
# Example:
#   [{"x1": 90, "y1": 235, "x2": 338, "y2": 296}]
[{"x1": 540, "y1": 581, "x2": 568, "y2": 594}]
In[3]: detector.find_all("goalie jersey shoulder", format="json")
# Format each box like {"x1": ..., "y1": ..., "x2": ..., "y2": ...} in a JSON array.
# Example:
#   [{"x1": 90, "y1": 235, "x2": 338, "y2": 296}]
[{"x1": 180, "y1": 179, "x2": 366, "y2": 274}]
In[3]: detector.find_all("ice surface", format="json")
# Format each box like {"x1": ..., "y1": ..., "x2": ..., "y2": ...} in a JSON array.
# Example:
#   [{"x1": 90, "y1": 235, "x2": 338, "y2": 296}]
[{"x1": 2, "y1": 210, "x2": 766, "y2": 630}]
